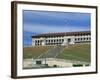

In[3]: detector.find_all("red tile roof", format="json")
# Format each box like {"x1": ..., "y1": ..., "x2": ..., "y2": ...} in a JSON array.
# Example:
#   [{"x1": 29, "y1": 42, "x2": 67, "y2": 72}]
[{"x1": 32, "y1": 31, "x2": 90, "y2": 38}]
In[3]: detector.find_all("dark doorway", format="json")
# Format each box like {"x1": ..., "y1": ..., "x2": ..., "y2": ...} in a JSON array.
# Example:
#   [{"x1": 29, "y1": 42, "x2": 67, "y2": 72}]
[
  {"x1": 68, "y1": 39, "x2": 71, "y2": 44},
  {"x1": 36, "y1": 60, "x2": 42, "y2": 64}
]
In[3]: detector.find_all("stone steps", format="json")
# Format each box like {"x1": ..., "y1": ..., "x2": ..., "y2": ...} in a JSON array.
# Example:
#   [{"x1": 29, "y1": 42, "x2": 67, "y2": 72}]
[{"x1": 39, "y1": 46, "x2": 65, "y2": 58}]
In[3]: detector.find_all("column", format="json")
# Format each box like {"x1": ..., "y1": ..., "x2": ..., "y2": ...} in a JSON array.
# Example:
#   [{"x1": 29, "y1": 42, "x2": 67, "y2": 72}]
[
  {"x1": 32, "y1": 39, "x2": 35, "y2": 46},
  {"x1": 70, "y1": 36, "x2": 75, "y2": 44},
  {"x1": 61, "y1": 36, "x2": 68, "y2": 46},
  {"x1": 42, "y1": 38, "x2": 46, "y2": 46}
]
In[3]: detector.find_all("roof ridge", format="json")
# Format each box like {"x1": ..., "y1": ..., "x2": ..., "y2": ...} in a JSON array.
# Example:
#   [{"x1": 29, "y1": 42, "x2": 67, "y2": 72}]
[{"x1": 32, "y1": 31, "x2": 91, "y2": 38}]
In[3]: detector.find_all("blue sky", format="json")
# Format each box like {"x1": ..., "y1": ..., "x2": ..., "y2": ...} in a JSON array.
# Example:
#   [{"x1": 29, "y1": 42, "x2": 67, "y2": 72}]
[{"x1": 23, "y1": 10, "x2": 91, "y2": 47}]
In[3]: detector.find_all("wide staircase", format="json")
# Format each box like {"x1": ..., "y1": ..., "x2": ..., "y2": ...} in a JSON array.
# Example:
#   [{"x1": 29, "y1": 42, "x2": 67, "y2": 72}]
[{"x1": 38, "y1": 46, "x2": 65, "y2": 59}]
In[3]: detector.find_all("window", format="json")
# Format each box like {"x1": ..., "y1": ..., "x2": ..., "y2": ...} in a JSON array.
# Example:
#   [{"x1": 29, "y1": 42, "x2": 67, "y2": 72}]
[
  {"x1": 51, "y1": 40, "x2": 53, "y2": 42},
  {"x1": 49, "y1": 40, "x2": 50, "y2": 42},
  {"x1": 78, "y1": 38, "x2": 80, "y2": 41},
  {"x1": 87, "y1": 38, "x2": 88, "y2": 40},
  {"x1": 59, "y1": 39, "x2": 61, "y2": 41},
  {"x1": 75, "y1": 38, "x2": 77, "y2": 41},
  {"x1": 54, "y1": 40, "x2": 55, "y2": 42},
  {"x1": 62, "y1": 39, "x2": 64, "y2": 42},
  {"x1": 35, "y1": 40, "x2": 37, "y2": 43}
]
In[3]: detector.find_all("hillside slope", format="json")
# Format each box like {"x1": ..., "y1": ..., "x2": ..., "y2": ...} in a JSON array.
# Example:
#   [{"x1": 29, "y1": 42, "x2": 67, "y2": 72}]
[
  {"x1": 24, "y1": 44, "x2": 90, "y2": 62},
  {"x1": 57, "y1": 44, "x2": 91, "y2": 62},
  {"x1": 23, "y1": 46, "x2": 53, "y2": 59}
]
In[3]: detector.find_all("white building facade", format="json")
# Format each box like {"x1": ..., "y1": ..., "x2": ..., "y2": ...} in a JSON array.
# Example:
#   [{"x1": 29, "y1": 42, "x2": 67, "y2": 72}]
[{"x1": 32, "y1": 31, "x2": 91, "y2": 46}]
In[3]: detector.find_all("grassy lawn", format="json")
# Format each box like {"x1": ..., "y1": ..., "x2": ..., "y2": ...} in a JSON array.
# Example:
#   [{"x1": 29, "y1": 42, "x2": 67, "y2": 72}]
[
  {"x1": 57, "y1": 44, "x2": 91, "y2": 62},
  {"x1": 23, "y1": 46, "x2": 53, "y2": 59}
]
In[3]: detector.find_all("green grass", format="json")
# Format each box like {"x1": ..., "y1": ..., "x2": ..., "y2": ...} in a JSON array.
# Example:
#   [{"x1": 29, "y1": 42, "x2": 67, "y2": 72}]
[
  {"x1": 24, "y1": 44, "x2": 91, "y2": 63},
  {"x1": 57, "y1": 44, "x2": 91, "y2": 62},
  {"x1": 23, "y1": 46, "x2": 53, "y2": 59}
]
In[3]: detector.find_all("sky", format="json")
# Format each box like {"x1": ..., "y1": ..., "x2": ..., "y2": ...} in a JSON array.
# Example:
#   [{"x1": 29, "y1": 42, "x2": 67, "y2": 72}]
[{"x1": 23, "y1": 10, "x2": 91, "y2": 47}]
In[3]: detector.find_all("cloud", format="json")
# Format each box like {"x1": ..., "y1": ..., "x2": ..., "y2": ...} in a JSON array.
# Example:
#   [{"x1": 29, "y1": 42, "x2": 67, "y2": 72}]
[
  {"x1": 24, "y1": 10, "x2": 90, "y2": 21},
  {"x1": 24, "y1": 23, "x2": 90, "y2": 34},
  {"x1": 23, "y1": 10, "x2": 91, "y2": 27}
]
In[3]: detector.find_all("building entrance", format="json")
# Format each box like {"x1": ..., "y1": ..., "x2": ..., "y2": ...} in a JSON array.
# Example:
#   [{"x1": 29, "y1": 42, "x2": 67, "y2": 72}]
[{"x1": 68, "y1": 38, "x2": 71, "y2": 44}]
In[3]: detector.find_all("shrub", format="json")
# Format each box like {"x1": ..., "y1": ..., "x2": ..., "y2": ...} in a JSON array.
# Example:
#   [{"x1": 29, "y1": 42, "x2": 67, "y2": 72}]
[
  {"x1": 53, "y1": 65, "x2": 57, "y2": 67},
  {"x1": 73, "y1": 64, "x2": 83, "y2": 67}
]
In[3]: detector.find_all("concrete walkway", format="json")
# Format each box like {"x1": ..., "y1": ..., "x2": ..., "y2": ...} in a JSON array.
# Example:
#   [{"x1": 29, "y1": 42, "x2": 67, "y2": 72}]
[{"x1": 38, "y1": 46, "x2": 65, "y2": 58}]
